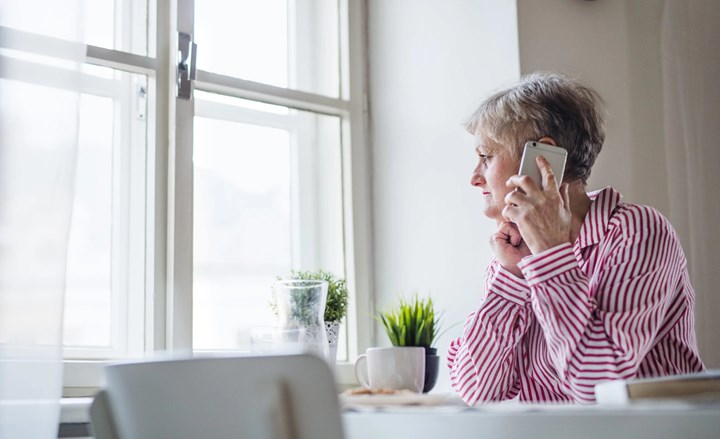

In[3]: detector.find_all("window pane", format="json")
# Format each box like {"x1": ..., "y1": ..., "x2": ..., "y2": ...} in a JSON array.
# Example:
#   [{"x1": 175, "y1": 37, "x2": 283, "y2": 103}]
[
  {"x1": 84, "y1": 0, "x2": 149, "y2": 56},
  {"x1": 63, "y1": 94, "x2": 114, "y2": 348},
  {"x1": 194, "y1": 90, "x2": 289, "y2": 115},
  {"x1": 195, "y1": 0, "x2": 340, "y2": 98},
  {"x1": 63, "y1": 71, "x2": 148, "y2": 358},
  {"x1": 193, "y1": 119, "x2": 291, "y2": 350},
  {"x1": 193, "y1": 103, "x2": 345, "y2": 351},
  {"x1": 84, "y1": 0, "x2": 114, "y2": 50}
]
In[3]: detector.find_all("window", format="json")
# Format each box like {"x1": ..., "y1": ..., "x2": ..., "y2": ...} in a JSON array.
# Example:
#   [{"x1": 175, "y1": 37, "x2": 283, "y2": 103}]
[
  {"x1": 61, "y1": 0, "x2": 373, "y2": 390},
  {"x1": 64, "y1": 0, "x2": 149, "y2": 361},
  {"x1": 192, "y1": 94, "x2": 345, "y2": 353},
  {"x1": 64, "y1": 74, "x2": 148, "y2": 360}
]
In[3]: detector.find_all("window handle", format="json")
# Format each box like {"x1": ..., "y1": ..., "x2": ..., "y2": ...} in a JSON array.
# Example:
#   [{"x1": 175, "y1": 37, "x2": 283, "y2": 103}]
[{"x1": 177, "y1": 32, "x2": 197, "y2": 100}]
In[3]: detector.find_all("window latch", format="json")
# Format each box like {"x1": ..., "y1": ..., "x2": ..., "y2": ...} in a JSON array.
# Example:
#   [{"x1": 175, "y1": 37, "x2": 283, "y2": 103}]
[{"x1": 176, "y1": 32, "x2": 197, "y2": 100}]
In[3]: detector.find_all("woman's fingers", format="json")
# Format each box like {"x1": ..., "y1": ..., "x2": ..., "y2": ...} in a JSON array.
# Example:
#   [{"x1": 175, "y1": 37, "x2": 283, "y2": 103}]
[
  {"x1": 506, "y1": 174, "x2": 538, "y2": 194},
  {"x1": 506, "y1": 156, "x2": 559, "y2": 194},
  {"x1": 493, "y1": 222, "x2": 524, "y2": 248},
  {"x1": 537, "y1": 156, "x2": 559, "y2": 190},
  {"x1": 501, "y1": 204, "x2": 516, "y2": 224},
  {"x1": 504, "y1": 188, "x2": 529, "y2": 206},
  {"x1": 560, "y1": 183, "x2": 570, "y2": 210}
]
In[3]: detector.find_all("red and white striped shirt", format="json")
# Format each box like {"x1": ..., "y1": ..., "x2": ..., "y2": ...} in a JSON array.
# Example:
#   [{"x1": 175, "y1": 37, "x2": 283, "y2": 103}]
[{"x1": 447, "y1": 187, "x2": 705, "y2": 404}]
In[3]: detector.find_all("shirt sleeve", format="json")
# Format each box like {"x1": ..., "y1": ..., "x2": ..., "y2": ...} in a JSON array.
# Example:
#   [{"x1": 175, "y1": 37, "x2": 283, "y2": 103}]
[
  {"x1": 517, "y1": 206, "x2": 687, "y2": 403},
  {"x1": 447, "y1": 259, "x2": 531, "y2": 405}
]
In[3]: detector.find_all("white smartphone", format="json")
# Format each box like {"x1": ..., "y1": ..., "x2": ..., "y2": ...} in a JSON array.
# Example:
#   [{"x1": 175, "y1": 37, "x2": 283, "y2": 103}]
[{"x1": 518, "y1": 141, "x2": 568, "y2": 188}]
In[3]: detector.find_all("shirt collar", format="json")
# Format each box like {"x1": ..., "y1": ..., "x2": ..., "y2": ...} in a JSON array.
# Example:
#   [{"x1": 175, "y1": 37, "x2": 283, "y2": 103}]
[{"x1": 576, "y1": 186, "x2": 623, "y2": 249}]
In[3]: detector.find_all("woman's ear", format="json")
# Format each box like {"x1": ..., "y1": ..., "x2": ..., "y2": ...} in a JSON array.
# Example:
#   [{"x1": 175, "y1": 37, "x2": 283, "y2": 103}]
[{"x1": 537, "y1": 136, "x2": 557, "y2": 146}]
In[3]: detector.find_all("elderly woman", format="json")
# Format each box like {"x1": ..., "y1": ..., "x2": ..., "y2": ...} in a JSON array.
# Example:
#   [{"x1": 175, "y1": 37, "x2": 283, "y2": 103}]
[{"x1": 447, "y1": 72, "x2": 705, "y2": 404}]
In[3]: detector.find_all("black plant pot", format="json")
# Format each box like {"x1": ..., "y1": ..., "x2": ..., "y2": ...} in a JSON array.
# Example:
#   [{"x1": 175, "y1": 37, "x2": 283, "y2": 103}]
[{"x1": 423, "y1": 346, "x2": 439, "y2": 393}]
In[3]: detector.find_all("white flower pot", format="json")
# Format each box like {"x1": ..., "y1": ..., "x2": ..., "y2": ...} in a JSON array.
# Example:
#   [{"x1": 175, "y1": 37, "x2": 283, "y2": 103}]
[{"x1": 325, "y1": 321, "x2": 340, "y2": 372}]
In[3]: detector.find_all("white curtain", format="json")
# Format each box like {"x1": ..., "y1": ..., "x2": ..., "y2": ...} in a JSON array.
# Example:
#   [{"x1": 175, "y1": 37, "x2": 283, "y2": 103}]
[
  {"x1": 0, "y1": 1, "x2": 85, "y2": 437},
  {"x1": 661, "y1": 1, "x2": 720, "y2": 367}
]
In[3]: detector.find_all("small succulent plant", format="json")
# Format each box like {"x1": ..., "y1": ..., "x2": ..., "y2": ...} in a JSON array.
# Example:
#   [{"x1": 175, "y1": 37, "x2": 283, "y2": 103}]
[{"x1": 379, "y1": 295, "x2": 439, "y2": 348}]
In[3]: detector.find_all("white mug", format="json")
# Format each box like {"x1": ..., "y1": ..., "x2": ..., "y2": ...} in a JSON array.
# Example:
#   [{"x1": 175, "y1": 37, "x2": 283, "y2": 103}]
[{"x1": 354, "y1": 347, "x2": 425, "y2": 393}]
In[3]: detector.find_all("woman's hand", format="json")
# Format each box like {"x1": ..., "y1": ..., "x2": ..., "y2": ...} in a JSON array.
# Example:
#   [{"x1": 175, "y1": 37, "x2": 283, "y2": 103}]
[
  {"x1": 491, "y1": 221, "x2": 531, "y2": 278},
  {"x1": 502, "y1": 156, "x2": 572, "y2": 255}
]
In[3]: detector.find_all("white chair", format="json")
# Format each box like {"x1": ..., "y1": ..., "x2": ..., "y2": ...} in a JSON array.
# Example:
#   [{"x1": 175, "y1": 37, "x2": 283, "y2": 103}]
[{"x1": 90, "y1": 354, "x2": 344, "y2": 439}]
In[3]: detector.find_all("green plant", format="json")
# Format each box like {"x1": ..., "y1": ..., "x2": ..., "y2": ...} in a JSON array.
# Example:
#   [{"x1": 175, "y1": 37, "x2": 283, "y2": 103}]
[
  {"x1": 379, "y1": 295, "x2": 439, "y2": 348},
  {"x1": 271, "y1": 269, "x2": 349, "y2": 323}
]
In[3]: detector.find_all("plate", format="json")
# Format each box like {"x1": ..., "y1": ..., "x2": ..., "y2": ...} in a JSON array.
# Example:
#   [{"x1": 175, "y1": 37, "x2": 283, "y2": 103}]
[{"x1": 340, "y1": 392, "x2": 451, "y2": 408}]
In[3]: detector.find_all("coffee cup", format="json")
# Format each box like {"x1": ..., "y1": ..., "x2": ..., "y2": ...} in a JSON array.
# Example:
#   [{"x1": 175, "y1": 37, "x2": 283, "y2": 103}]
[{"x1": 354, "y1": 347, "x2": 425, "y2": 393}]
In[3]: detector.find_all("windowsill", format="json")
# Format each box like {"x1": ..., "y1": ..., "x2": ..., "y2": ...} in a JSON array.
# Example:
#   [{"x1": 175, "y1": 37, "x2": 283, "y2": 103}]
[{"x1": 61, "y1": 397, "x2": 94, "y2": 424}]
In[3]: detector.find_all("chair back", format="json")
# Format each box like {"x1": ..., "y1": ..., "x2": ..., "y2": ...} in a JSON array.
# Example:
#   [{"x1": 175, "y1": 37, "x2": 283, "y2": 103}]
[{"x1": 90, "y1": 354, "x2": 344, "y2": 439}]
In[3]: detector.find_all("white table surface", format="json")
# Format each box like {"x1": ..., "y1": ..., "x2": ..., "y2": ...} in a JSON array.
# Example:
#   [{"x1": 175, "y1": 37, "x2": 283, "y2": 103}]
[
  {"x1": 63, "y1": 396, "x2": 720, "y2": 439},
  {"x1": 342, "y1": 400, "x2": 720, "y2": 439}
]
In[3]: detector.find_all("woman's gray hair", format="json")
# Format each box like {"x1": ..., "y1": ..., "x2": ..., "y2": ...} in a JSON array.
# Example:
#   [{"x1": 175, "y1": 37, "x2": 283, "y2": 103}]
[{"x1": 466, "y1": 72, "x2": 606, "y2": 184}]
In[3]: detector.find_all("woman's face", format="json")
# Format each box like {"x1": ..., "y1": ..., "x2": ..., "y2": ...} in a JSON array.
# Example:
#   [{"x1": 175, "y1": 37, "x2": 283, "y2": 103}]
[{"x1": 470, "y1": 134, "x2": 519, "y2": 222}]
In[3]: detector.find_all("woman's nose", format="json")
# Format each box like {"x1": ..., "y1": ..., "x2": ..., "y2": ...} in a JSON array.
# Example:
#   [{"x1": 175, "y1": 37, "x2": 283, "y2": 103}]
[{"x1": 470, "y1": 172, "x2": 485, "y2": 187}]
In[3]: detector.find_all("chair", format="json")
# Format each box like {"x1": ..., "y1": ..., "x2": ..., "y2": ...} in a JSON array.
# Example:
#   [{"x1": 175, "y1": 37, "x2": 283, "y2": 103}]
[{"x1": 90, "y1": 354, "x2": 344, "y2": 439}]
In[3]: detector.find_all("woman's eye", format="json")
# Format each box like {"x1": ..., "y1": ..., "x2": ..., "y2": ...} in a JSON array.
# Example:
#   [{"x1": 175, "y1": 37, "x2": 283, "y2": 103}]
[{"x1": 478, "y1": 154, "x2": 492, "y2": 164}]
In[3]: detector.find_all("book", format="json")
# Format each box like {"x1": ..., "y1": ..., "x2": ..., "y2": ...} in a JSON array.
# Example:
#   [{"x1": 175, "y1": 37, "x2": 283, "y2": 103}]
[{"x1": 595, "y1": 371, "x2": 720, "y2": 404}]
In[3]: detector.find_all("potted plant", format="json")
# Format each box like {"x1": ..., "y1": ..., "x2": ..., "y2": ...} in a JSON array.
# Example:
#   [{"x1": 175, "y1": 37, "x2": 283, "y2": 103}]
[
  {"x1": 379, "y1": 295, "x2": 441, "y2": 393},
  {"x1": 272, "y1": 269, "x2": 349, "y2": 366}
]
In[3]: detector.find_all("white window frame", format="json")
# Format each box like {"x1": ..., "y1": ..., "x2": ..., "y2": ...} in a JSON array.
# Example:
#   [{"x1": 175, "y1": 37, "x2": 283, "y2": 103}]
[
  {"x1": 63, "y1": 0, "x2": 374, "y2": 393},
  {"x1": 62, "y1": 69, "x2": 148, "y2": 361},
  {"x1": 191, "y1": 97, "x2": 321, "y2": 273}
]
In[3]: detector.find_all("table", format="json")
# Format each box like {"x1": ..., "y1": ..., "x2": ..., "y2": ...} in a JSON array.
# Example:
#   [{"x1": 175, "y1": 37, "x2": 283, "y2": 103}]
[
  {"x1": 342, "y1": 402, "x2": 720, "y2": 439},
  {"x1": 62, "y1": 396, "x2": 720, "y2": 438}
]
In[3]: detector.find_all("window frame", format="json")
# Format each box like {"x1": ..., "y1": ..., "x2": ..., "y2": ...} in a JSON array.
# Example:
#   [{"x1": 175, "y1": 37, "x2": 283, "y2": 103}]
[
  {"x1": 190, "y1": 96, "x2": 344, "y2": 353},
  {"x1": 63, "y1": 0, "x2": 374, "y2": 393},
  {"x1": 62, "y1": 71, "x2": 148, "y2": 361}
]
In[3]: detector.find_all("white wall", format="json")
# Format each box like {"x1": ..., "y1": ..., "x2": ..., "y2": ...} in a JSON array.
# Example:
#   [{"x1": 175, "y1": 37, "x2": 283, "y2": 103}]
[
  {"x1": 516, "y1": 0, "x2": 719, "y2": 367},
  {"x1": 517, "y1": 0, "x2": 667, "y2": 210},
  {"x1": 367, "y1": 0, "x2": 520, "y2": 392}
]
